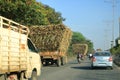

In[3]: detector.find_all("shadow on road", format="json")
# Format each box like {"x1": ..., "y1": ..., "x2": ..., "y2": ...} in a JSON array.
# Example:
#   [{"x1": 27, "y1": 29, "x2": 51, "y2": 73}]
[
  {"x1": 68, "y1": 60, "x2": 90, "y2": 64},
  {"x1": 71, "y1": 66, "x2": 112, "y2": 70},
  {"x1": 71, "y1": 66, "x2": 91, "y2": 70}
]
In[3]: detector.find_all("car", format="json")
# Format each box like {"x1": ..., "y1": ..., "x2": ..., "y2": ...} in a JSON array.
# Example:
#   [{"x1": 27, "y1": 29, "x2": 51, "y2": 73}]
[{"x1": 91, "y1": 51, "x2": 113, "y2": 69}]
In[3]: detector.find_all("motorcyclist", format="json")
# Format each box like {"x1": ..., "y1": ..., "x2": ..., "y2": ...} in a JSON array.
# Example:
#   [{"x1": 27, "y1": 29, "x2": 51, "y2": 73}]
[{"x1": 77, "y1": 52, "x2": 82, "y2": 64}]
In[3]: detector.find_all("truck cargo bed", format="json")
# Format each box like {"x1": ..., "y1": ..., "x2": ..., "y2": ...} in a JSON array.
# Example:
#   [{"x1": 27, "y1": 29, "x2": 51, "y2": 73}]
[{"x1": 0, "y1": 16, "x2": 28, "y2": 73}]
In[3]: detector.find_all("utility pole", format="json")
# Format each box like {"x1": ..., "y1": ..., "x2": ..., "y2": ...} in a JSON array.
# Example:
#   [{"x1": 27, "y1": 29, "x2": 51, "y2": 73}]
[
  {"x1": 104, "y1": 29, "x2": 109, "y2": 50},
  {"x1": 105, "y1": 0, "x2": 117, "y2": 48},
  {"x1": 104, "y1": 21, "x2": 111, "y2": 50},
  {"x1": 119, "y1": 17, "x2": 120, "y2": 37},
  {"x1": 117, "y1": 17, "x2": 120, "y2": 45},
  {"x1": 111, "y1": 0, "x2": 115, "y2": 48}
]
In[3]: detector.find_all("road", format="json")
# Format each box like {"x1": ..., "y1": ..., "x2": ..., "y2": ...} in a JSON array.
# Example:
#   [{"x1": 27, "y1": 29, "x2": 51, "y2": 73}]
[{"x1": 38, "y1": 58, "x2": 120, "y2": 80}]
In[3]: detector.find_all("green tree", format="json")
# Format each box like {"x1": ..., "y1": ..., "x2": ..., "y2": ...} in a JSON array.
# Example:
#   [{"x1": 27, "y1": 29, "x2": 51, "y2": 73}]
[
  {"x1": 71, "y1": 32, "x2": 86, "y2": 44},
  {"x1": 44, "y1": 5, "x2": 65, "y2": 24},
  {"x1": 68, "y1": 31, "x2": 93, "y2": 54},
  {"x1": 0, "y1": 0, "x2": 65, "y2": 26}
]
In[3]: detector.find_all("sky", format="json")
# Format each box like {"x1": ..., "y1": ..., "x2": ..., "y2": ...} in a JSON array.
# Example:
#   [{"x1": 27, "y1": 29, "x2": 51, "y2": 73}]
[{"x1": 36, "y1": 0, "x2": 120, "y2": 50}]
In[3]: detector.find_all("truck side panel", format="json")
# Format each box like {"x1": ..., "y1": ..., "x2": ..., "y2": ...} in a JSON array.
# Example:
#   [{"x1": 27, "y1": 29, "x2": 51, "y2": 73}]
[{"x1": 0, "y1": 28, "x2": 27, "y2": 73}]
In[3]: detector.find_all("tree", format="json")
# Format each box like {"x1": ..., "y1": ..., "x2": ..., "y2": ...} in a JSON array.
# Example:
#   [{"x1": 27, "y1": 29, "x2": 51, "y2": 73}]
[
  {"x1": 71, "y1": 32, "x2": 86, "y2": 44},
  {"x1": 44, "y1": 5, "x2": 65, "y2": 24},
  {"x1": 0, "y1": 0, "x2": 65, "y2": 26}
]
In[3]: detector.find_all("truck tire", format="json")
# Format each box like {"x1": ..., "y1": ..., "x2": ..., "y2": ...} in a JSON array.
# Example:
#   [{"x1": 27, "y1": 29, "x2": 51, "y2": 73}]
[
  {"x1": 29, "y1": 71, "x2": 37, "y2": 80},
  {"x1": 61, "y1": 56, "x2": 67, "y2": 66},
  {"x1": 61, "y1": 57, "x2": 64, "y2": 65},
  {"x1": 0, "y1": 74, "x2": 7, "y2": 80},
  {"x1": 5, "y1": 74, "x2": 8, "y2": 80},
  {"x1": 56, "y1": 58, "x2": 61, "y2": 67},
  {"x1": 20, "y1": 72, "x2": 28, "y2": 80}
]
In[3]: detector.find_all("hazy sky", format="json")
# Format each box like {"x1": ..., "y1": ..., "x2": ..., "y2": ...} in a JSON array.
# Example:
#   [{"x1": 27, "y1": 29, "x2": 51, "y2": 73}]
[{"x1": 37, "y1": 0, "x2": 120, "y2": 50}]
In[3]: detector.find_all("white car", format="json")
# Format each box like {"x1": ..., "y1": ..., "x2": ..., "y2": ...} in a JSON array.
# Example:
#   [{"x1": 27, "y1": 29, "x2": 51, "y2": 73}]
[{"x1": 91, "y1": 51, "x2": 113, "y2": 69}]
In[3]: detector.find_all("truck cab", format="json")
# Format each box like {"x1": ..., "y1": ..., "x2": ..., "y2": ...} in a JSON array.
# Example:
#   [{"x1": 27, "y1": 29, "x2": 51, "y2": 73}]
[{"x1": 26, "y1": 38, "x2": 41, "y2": 79}]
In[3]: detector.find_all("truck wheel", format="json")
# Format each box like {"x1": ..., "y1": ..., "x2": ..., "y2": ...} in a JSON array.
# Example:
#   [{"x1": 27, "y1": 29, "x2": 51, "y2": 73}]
[
  {"x1": 56, "y1": 58, "x2": 61, "y2": 67},
  {"x1": 5, "y1": 74, "x2": 8, "y2": 80},
  {"x1": 61, "y1": 56, "x2": 68, "y2": 65},
  {"x1": 61, "y1": 57, "x2": 64, "y2": 65},
  {"x1": 50, "y1": 61, "x2": 54, "y2": 65},
  {"x1": 29, "y1": 71, "x2": 37, "y2": 80},
  {"x1": 0, "y1": 74, "x2": 7, "y2": 80},
  {"x1": 45, "y1": 61, "x2": 49, "y2": 66},
  {"x1": 20, "y1": 72, "x2": 27, "y2": 80}
]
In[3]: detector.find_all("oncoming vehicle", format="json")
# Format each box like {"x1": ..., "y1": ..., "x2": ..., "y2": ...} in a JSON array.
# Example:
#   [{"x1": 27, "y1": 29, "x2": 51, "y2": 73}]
[{"x1": 91, "y1": 51, "x2": 113, "y2": 69}]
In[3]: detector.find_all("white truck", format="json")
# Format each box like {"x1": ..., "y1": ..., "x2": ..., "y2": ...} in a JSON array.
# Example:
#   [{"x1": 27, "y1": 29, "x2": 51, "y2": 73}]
[{"x1": 0, "y1": 16, "x2": 41, "y2": 80}]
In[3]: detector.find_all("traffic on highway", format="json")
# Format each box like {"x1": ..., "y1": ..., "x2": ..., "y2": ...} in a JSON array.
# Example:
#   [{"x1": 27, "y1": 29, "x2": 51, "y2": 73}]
[
  {"x1": 39, "y1": 56, "x2": 120, "y2": 80},
  {"x1": 0, "y1": 1, "x2": 120, "y2": 80}
]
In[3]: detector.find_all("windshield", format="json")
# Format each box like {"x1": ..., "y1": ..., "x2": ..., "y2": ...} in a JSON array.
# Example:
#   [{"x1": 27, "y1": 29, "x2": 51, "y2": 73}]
[
  {"x1": 94, "y1": 52, "x2": 111, "y2": 56},
  {"x1": 27, "y1": 39, "x2": 38, "y2": 53}
]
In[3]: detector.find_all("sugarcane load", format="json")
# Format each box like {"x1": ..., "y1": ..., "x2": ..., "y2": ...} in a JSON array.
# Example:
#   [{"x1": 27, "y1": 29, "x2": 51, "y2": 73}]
[{"x1": 72, "y1": 44, "x2": 88, "y2": 55}]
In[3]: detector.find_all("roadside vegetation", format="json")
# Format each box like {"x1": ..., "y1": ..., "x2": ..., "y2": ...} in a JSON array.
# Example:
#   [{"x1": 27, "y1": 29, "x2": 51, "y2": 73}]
[
  {"x1": 110, "y1": 38, "x2": 120, "y2": 55},
  {"x1": 110, "y1": 38, "x2": 120, "y2": 66},
  {"x1": 0, "y1": 0, "x2": 65, "y2": 26}
]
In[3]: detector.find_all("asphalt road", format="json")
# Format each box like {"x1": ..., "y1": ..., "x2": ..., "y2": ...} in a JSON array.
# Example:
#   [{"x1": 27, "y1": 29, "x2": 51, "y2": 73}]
[{"x1": 38, "y1": 58, "x2": 120, "y2": 80}]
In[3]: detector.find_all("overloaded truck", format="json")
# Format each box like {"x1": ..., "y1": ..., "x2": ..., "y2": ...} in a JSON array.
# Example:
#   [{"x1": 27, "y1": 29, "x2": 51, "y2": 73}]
[
  {"x1": 29, "y1": 24, "x2": 72, "y2": 66},
  {"x1": 0, "y1": 16, "x2": 41, "y2": 80},
  {"x1": 72, "y1": 44, "x2": 88, "y2": 59}
]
